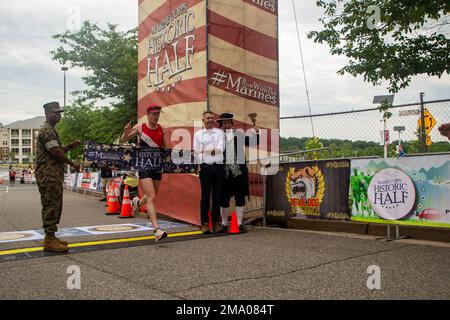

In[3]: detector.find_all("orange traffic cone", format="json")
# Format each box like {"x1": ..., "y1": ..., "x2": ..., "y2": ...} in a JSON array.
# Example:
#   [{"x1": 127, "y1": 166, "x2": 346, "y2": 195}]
[
  {"x1": 229, "y1": 211, "x2": 239, "y2": 234},
  {"x1": 118, "y1": 185, "x2": 134, "y2": 219},
  {"x1": 106, "y1": 183, "x2": 120, "y2": 215}
]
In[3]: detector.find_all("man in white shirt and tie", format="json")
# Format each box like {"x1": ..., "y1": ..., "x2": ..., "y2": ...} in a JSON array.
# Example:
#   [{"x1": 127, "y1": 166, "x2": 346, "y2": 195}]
[{"x1": 193, "y1": 111, "x2": 225, "y2": 234}]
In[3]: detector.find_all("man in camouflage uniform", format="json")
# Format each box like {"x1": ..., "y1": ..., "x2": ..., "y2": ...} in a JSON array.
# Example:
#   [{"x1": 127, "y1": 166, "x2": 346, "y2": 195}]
[{"x1": 35, "y1": 102, "x2": 80, "y2": 252}]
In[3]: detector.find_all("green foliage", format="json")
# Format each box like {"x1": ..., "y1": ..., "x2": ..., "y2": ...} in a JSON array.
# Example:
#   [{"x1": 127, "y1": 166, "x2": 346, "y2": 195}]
[
  {"x1": 305, "y1": 137, "x2": 325, "y2": 159},
  {"x1": 428, "y1": 141, "x2": 450, "y2": 153},
  {"x1": 281, "y1": 136, "x2": 450, "y2": 158},
  {"x1": 305, "y1": 137, "x2": 324, "y2": 150},
  {"x1": 51, "y1": 21, "x2": 138, "y2": 146},
  {"x1": 57, "y1": 103, "x2": 127, "y2": 160},
  {"x1": 308, "y1": 0, "x2": 450, "y2": 93},
  {"x1": 8, "y1": 150, "x2": 16, "y2": 162},
  {"x1": 378, "y1": 100, "x2": 393, "y2": 121}
]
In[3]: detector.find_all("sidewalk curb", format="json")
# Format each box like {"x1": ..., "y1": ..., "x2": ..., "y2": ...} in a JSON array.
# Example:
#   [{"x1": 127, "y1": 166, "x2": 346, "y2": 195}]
[{"x1": 287, "y1": 219, "x2": 450, "y2": 243}]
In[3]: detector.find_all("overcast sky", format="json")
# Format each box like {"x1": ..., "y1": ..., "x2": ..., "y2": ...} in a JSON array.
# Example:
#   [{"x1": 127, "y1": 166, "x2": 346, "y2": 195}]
[{"x1": 0, "y1": 0, "x2": 449, "y2": 127}]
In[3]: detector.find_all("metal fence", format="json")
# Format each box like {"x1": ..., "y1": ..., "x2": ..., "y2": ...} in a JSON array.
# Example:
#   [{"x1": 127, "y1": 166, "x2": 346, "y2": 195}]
[
  {"x1": 243, "y1": 99, "x2": 450, "y2": 217},
  {"x1": 280, "y1": 99, "x2": 450, "y2": 154}
]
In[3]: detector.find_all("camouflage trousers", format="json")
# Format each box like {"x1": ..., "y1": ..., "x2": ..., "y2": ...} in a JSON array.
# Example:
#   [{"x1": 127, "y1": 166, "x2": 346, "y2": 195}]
[{"x1": 37, "y1": 182, "x2": 63, "y2": 234}]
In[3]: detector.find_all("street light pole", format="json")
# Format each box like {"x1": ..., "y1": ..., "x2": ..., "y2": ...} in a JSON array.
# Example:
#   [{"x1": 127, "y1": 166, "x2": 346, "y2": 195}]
[
  {"x1": 419, "y1": 92, "x2": 427, "y2": 153},
  {"x1": 61, "y1": 66, "x2": 68, "y2": 108},
  {"x1": 373, "y1": 95, "x2": 395, "y2": 159},
  {"x1": 61, "y1": 66, "x2": 69, "y2": 173}
]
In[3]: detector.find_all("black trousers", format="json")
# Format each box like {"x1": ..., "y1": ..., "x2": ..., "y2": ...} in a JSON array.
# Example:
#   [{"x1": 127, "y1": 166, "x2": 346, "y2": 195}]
[
  {"x1": 199, "y1": 164, "x2": 224, "y2": 224},
  {"x1": 221, "y1": 173, "x2": 246, "y2": 208}
]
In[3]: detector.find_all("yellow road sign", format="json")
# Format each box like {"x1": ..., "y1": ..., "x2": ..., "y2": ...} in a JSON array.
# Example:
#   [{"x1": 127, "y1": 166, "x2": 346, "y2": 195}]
[
  {"x1": 418, "y1": 108, "x2": 436, "y2": 135},
  {"x1": 426, "y1": 135, "x2": 432, "y2": 146}
]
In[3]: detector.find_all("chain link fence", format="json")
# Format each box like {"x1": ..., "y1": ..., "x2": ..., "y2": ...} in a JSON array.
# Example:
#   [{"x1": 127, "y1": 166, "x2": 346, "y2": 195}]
[{"x1": 280, "y1": 99, "x2": 450, "y2": 157}]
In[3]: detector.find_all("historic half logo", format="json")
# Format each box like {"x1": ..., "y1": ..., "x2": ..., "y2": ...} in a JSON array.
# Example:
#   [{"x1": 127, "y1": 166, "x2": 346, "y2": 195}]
[
  {"x1": 146, "y1": 3, "x2": 196, "y2": 93},
  {"x1": 285, "y1": 166, "x2": 325, "y2": 217},
  {"x1": 368, "y1": 168, "x2": 416, "y2": 220}
]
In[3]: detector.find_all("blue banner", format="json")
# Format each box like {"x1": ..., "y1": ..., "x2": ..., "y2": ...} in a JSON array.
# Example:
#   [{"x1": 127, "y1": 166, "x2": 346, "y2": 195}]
[{"x1": 83, "y1": 142, "x2": 197, "y2": 173}]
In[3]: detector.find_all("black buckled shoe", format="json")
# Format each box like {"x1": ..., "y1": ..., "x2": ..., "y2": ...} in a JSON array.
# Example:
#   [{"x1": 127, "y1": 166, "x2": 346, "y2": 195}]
[{"x1": 216, "y1": 225, "x2": 228, "y2": 233}]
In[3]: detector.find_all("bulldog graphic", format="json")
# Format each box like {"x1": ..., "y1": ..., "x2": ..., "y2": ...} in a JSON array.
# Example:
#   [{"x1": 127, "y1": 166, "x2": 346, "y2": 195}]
[{"x1": 290, "y1": 167, "x2": 317, "y2": 200}]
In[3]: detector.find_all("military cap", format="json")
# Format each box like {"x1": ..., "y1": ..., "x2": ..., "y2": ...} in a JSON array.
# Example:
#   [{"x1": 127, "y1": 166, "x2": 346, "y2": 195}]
[
  {"x1": 146, "y1": 104, "x2": 162, "y2": 113},
  {"x1": 43, "y1": 102, "x2": 64, "y2": 113}
]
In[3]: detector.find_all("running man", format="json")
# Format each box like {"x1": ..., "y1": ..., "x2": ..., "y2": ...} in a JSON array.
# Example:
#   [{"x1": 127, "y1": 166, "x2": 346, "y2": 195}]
[{"x1": 121, "y1": 104, "x2": 168, "y2": 241}]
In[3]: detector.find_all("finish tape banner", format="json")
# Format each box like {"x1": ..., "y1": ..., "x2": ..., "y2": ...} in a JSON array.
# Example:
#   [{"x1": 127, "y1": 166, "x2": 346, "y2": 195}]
[
  {"x1": 265, "y1": 160, "x2": 351, "y2": 221},
  {"x1": 83, "y1": 142, "x2": 196, "y2": 173},
  {"x1": 350, "y1": 155, "x2": 450, "y2": 228}
]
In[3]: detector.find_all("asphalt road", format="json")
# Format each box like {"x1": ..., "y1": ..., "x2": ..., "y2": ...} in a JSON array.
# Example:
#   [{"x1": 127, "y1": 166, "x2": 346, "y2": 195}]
[{"x1": 0, "y1": 184, "x2": 449, "y2": 300}]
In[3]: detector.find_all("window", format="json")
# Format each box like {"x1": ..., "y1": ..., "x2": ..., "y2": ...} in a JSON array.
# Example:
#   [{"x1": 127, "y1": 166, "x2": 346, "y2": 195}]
[
  {"x1": 2, "y1": 149, "x2": 8, "y2": 155},
  {"x1": 11, "y1": 129, "x2": 19, "y2": 137},
  {"x1": 2, "y1": 141, "x2": 7, "y2": 146},
  {"x1": 22, "y1": 129, "x2": 31, "y2": 137},
  {"x1": 11, "y1": 139, "x2": 19, "y2": 146},
  {"x1": 22, "y1": 148, "x2": 32, "y2": 155},
  {"x1": 11, "y1": 148, "x2": 19, "y2": 154},
  {"x1": 22, "y1": 139, "x2": 31, "y2": 146}
]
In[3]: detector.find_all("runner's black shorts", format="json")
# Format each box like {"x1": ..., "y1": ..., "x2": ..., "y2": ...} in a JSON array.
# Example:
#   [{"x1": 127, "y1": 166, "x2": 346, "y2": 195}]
[{"x1": 138, "y1": 171, "x2": 162, "y2": 181}]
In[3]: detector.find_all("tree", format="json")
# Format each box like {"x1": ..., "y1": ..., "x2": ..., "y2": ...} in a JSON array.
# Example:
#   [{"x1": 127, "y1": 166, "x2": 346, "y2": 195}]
[
  {"x1": 8, "y1": 150, "x2": 16, "y2": 164},
  {"x1": 308, "y1": 0, "x2": 450, "y2": 93},
  {"x1": 51, "y1": 21, "x2": 138, "y2": 133},
  {"x1": 56, "y1": 103, "x2": 128, "y2": 160},
  {"x1": 280, "y1": 135, "x2": 450, "y2": 158},
  {"x1": 305, "y1": 137, "x2": 326, "y2": 159}
]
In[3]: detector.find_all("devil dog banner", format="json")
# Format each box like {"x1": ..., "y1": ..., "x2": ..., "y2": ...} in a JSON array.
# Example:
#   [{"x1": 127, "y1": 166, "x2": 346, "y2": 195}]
[
  {"x1": 83, "y1": 142, "x2": 196, "y2": 173},
  {"x1": 265, "y1": 160, "x2": 351, "y2": 221}
]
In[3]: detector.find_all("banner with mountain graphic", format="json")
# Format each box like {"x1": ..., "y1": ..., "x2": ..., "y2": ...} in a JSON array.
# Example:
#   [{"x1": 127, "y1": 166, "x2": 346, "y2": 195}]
[
  {"x1": 350, "y1": 154, "x2": 450, "y2": 228},
  {"x1": 265, "y1": 159, "x2": 351, "y2": 221}
]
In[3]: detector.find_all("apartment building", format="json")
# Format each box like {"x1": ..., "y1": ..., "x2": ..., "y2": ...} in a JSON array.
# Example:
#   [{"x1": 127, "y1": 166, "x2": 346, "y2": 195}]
[
  {"x1": 6, "y1": 117, "x2": 45, "y2": 164},
  {"x1": 0, "y1": 123, "x2": 9, "y2": 162}
]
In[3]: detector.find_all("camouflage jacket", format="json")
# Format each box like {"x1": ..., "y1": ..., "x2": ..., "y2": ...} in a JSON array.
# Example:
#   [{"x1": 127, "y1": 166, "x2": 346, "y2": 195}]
[{"x1": 35, "y1": 122, "x2": 65, "y2": 183}]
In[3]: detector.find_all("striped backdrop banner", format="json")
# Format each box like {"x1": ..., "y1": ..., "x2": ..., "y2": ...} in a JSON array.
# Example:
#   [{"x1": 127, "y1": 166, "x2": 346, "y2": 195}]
[
  {"x1": 138, "y1": 0, "x2": 278, "y2": 225},
  {"x1": 208, "y1": 0, "x2": 279, "y2": 135},
  {"x1": 138, "y1": 0, "x2": 207, "y2": 123},
  {"x1": 139, "y1": 0, "x2": 207, "y2": 225}
]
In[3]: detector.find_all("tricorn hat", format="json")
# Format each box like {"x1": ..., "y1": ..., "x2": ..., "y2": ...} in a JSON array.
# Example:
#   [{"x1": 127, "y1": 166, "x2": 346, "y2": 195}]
[
  {"x1": 217, "y1": 112, "x2": 234, "y2": 121},
  {"x1": 217, "y1": 112, "x2": 234, "y2": 127}
]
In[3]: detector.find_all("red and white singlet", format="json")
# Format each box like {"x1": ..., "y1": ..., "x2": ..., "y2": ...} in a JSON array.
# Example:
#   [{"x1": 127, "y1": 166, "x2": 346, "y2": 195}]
[{"x1": 139, "y1": 123, "x2": 164, "y2": 148}]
